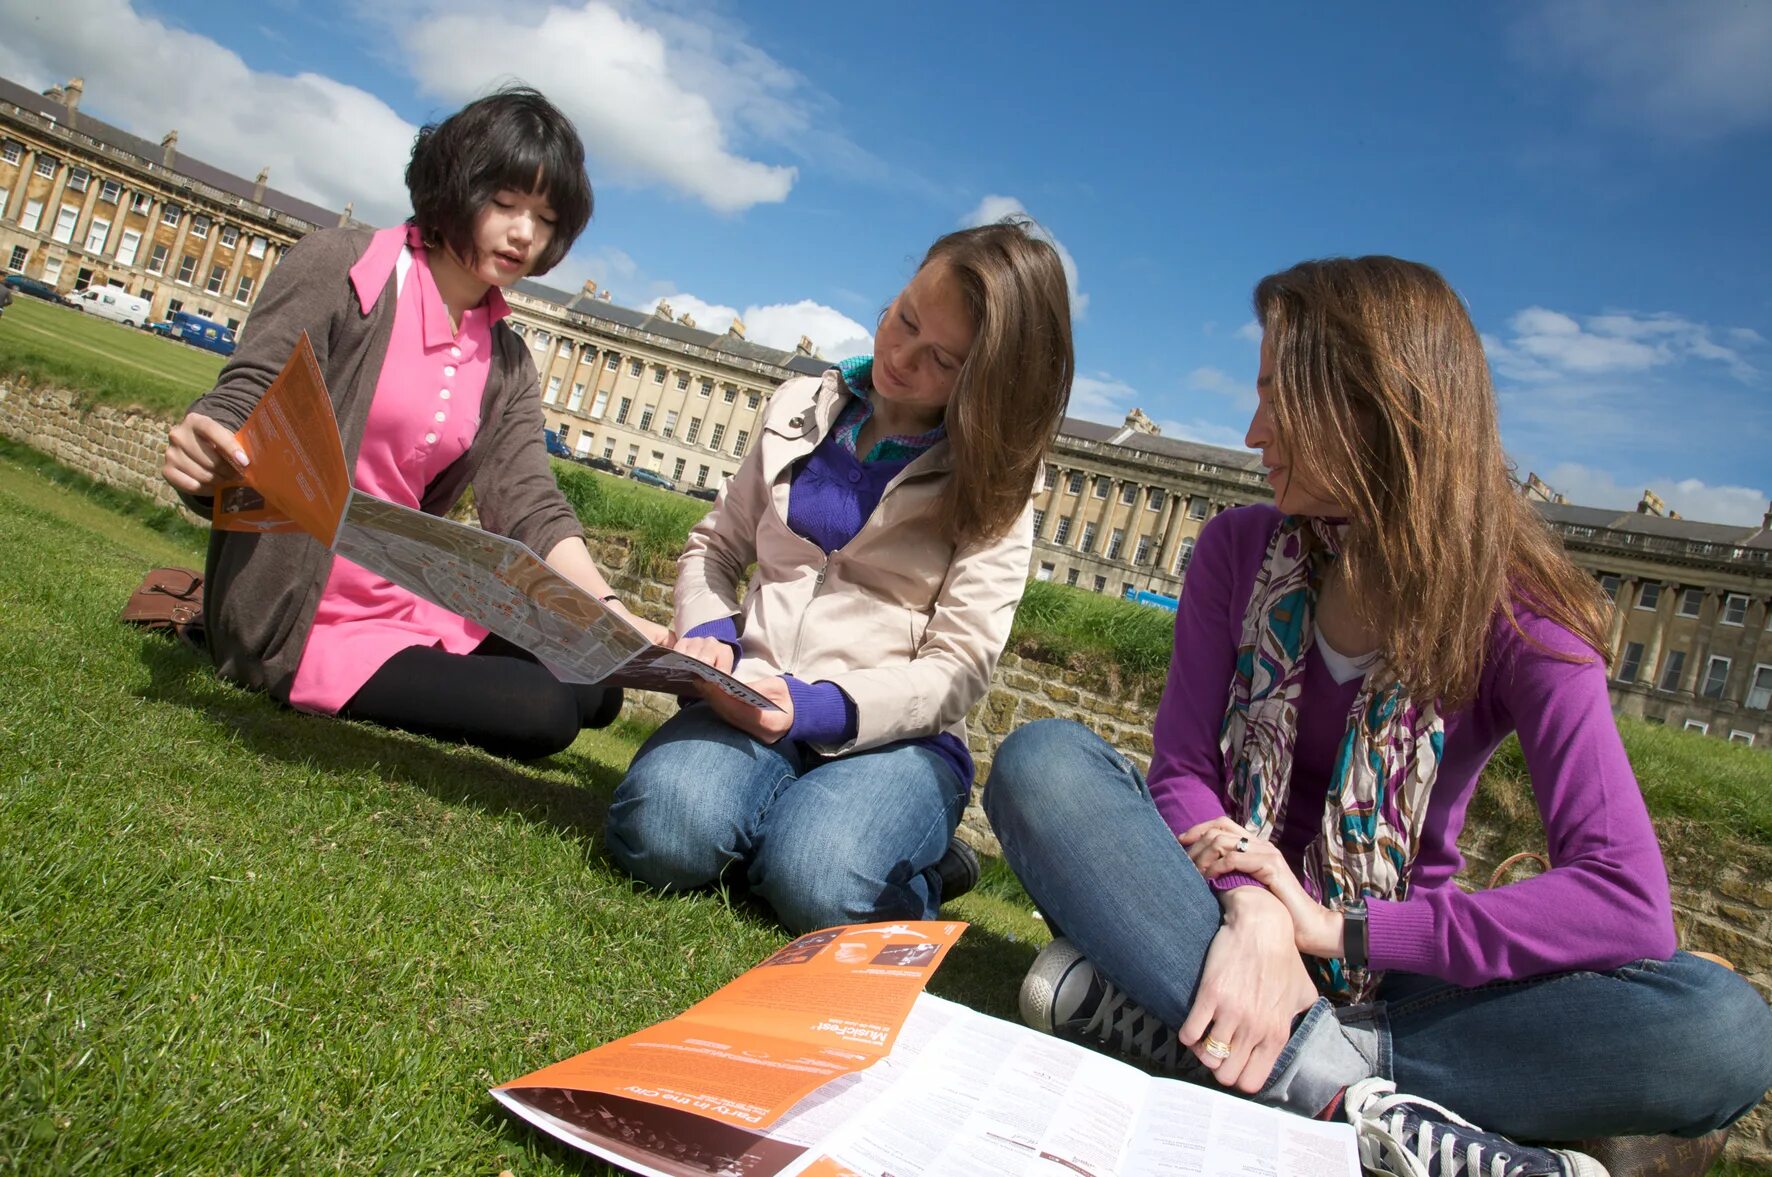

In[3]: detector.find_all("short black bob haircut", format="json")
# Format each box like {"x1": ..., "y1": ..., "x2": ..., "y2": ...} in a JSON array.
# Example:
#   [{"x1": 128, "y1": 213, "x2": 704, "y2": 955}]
[{"x1": 404, "y1": 85, "x2": 592, "y2": 277}]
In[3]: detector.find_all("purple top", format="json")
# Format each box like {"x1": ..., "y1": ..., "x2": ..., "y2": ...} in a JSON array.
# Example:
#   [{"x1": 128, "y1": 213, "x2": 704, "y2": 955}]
[
  {"x1": 683, "y1": 408, "x2": 975, "y2": 786},
  {"x1": 1149, "y1": 505, "x2": 1676, "y2": 986}
]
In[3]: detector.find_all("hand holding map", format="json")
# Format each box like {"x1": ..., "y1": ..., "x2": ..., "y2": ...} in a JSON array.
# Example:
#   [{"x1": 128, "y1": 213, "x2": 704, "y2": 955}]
[{"x1": 212, "y1": 333, "x2": 776, "y2": 708}]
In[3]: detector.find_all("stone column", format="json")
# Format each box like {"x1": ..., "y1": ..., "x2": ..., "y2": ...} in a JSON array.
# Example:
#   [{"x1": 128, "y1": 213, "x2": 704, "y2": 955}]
[
  {"x1": 1642, "y1": 582, "x2": 1676, "y2": 690},
  {"x1": 1606, "y1": 577, "x2": 1637, "y2": 660},
  {"x1": 1153, "y1": 490, "x2": 1186, "y2": 573},
  {"x1": 1681, "y1": 590, "x2": 1716, "y2": 694},
  {"x1": 194, "y1": 219, "x2": 221, "y2": 299}
]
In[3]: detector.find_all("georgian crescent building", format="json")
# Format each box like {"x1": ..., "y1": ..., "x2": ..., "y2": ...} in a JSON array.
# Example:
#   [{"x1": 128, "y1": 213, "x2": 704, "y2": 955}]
[
  {"x1": 4, "y1": 73, "x2": 1766, "y2": 745},
  {"x1": 0, "y1": 76, "x2": 351, "y2": 330},
  {"x1": 505, "y1": 279, "x2": 829, "y2": 492}
]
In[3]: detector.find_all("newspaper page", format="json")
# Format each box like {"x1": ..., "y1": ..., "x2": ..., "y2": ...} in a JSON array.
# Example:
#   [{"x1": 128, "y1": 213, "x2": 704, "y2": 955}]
[
  {"x1": 207, "y1": 334, "x2": 773, "y2": 707},
  {"x1": 779, "y1": 995, "x2": 1361, "y2": 1177},
  {"x1": 493, "y1": 923, "x2": 967, "y2": 1177},
  {"x1": 497, "y1": 988, "x2": 1359, "y2": 1177},
  {"x1": 211, "y1": 331, "x2": 350, "y2": 542}
]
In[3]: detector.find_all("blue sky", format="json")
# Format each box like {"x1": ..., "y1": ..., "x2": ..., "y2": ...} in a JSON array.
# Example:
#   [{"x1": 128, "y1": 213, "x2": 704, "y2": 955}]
[{"x1": 3, "y1": 0, "x2": 1768, "y2": 522}]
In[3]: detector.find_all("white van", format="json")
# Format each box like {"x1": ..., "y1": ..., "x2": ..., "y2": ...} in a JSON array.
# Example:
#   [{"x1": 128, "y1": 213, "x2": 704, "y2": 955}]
[{"x1": 71, "y1": 286, "x2": 152, "y2": 328}]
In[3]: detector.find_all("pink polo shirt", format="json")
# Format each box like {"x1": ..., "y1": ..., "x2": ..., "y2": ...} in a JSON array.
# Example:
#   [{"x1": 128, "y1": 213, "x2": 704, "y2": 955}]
[{"x1": 288, "y1": 225, "x2": 509, "y2": 714}]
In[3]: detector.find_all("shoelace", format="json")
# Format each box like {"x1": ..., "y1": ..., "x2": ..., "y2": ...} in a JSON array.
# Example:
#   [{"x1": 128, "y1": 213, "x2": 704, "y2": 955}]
[
  {"x1": 1345, "y1": 1079, "x2": 1541, "y2": 1177},
  {"x1": 1079, "y1": 976, "x2": 1186, "y2": 1073}
]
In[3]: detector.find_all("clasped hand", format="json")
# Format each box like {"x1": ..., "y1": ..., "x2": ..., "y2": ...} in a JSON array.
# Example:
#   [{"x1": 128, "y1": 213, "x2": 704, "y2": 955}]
[{"x1": 1172, "y1": 817, "x2": 1338, "y2": 1093}]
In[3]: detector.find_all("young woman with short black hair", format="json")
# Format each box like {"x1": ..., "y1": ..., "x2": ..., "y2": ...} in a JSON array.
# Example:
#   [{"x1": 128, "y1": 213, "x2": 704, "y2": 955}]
[{"x1": 163, "y1": 86, "x2": 661, "y2": 759}]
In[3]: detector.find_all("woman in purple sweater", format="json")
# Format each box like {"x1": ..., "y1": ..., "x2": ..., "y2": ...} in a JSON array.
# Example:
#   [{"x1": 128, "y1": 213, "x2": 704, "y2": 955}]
[{"x1": 986, "y1": 257, "x2": 1771, "y2": 1175}]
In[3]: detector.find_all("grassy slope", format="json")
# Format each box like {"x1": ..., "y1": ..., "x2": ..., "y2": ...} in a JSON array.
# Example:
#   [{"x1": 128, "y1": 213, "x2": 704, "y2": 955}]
[
  {"x1": 0, "y1": 452, "x2": 1040, "y2": 1174},
  {"x1": 0, "y1": 296, "x2": 222, "y2": 417}
]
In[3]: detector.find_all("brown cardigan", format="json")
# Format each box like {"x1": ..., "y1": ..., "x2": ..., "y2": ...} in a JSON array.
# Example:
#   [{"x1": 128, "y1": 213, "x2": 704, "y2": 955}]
[{"x1": 181, "y1": 226, "x2": 583, "y2": 702}]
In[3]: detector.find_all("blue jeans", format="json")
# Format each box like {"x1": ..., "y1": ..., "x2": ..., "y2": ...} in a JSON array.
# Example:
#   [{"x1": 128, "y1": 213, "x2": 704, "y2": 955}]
[
  {"x1": 985, "y1": 719, "x2": 1772, "y2": 1141},
  {"x1": 605, "y1": 703, "x2": 970, "y2": 934}
]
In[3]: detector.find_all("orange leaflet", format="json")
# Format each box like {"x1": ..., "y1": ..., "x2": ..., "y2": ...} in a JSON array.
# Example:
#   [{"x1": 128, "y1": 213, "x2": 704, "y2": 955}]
[
  {"x1": 212, "y1": 332, "x2": 352, "y2": 546},
  {"x1": 498, "y1": 921, "x2": 966, "y2": 1132}
]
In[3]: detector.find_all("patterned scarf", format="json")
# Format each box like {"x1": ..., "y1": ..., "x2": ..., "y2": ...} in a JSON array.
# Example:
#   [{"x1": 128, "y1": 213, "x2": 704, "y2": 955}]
[
  {"x1": 1220, "y1": 516, "x2": 1444, "y2": 1004},
  {"x1": 833, "y1": 356, "x2": 946, "y2": 464}
]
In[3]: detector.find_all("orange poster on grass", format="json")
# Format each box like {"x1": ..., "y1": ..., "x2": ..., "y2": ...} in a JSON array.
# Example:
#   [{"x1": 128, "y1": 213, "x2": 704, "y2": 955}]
[
  {"x1": 210, "y1": 332, "x2": 352, "y2": 545},
  {"x1": 497, "y1": 921, "x2": 966, "y2": 1134}
]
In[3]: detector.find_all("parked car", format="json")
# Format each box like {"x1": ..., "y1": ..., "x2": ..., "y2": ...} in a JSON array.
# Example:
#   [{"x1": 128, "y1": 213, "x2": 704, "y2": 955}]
[
  {"x1": 543, "y1": 427, "x2": 574, "y2": 460},
  {"x1": 628, "y1": 467, "x2": 677, "y2": 492},
  {"x1": 157, "y1": 309, "x2": 238, "y2": 356},
  {"x1": 4, "y1": 273, "x2": 71, "y2": 305},
  {"x1": 578, "y1": 454, "x2": 626, "y2": 476},
  {"x1": 685, "y1": 484, "x2": 719, "y2": 502},
  {"x1": 70, "y1": 286, "x2": 152, "y2": 328}
]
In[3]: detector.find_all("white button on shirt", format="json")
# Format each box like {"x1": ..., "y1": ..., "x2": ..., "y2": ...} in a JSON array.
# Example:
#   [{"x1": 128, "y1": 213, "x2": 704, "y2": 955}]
[
  {"x1": 424, "y1": 432, "x2": 438, "y2": 444},
  {"x1": 440, "y1": 389, "x2": 451, "y2": 400}
]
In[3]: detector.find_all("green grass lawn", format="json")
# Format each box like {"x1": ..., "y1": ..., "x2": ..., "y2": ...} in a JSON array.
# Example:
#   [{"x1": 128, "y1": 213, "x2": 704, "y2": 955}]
[
  {"x1": 0, "y1": 295, "x2": 223, "y2": 418},
  {"x1": 0, "y1": 449, "x2": 1043, "y2": 1174}
]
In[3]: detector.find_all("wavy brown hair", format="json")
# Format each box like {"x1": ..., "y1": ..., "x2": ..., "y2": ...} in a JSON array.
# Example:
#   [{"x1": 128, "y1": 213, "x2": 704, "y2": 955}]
[
  {"x1": 1253, "y1": 256, "x2": 1610, "y2": 708},
  {"x1": 923, "y1": 219, "x2": 1074, "y2": 546}
]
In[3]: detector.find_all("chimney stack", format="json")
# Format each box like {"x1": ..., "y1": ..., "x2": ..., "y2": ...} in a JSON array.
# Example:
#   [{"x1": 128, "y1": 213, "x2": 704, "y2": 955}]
[
  {"x1": 161, "y1": 130, "x2": 178, "y2": 168},
  {"x1": 655, "y1": 299, "x2": 674, "y2": 322},
  {"x1": 727, "y1": 316, "x2": 746, "y2": 340},
  {"x1": 253, "y1": 168, "x2": 269, "y2": 203},
  {"x1": 795, "y1": 335, "x2": 814, "y2": 356},
  {"x1": 679, "y1": 313, "x2": 696, "y2": 329},
  {"x1": 338, "y1": 201, "x2": 353, "y2": 228},
  {"x1": 1122, "y1": 407, "x2": 1160, "y2": 436},
  {"x1": 1763, "y1": 502, "x2": 1771, "y2": 531},
  {"x1": 1637, "y1": 488, "x2": 1666, "y2": 516},
  {"x1": 63, "y1": 77, "x2": 84, "y2": 129}
]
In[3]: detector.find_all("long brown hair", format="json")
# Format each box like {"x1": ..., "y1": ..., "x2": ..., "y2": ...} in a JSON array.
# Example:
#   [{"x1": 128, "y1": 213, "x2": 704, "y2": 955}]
[
  {"x1": 922, "y1": 220, "x2": 1074, "y2": 546},
  {"x1": 1253, "y1": 256, "x2": 1610, "y2": 708}
]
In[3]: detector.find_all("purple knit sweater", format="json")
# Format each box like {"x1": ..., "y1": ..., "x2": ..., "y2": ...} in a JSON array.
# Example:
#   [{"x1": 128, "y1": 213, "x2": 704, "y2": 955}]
[
  {"x1": 683, "y1": 420, "x2": 974, "y2": 786},
  {"x1": 1149, "y1": 505, "x2": 1676, "y2": 986}
]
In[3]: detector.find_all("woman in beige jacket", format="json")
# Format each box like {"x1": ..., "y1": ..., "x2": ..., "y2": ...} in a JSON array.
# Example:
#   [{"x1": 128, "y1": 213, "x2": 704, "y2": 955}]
[{"x1": 605, "y1": 221, "x2": 1074, "y2": 933}]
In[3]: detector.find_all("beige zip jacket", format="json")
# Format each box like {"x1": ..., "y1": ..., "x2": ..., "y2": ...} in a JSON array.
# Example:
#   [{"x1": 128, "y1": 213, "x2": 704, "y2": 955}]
[{"x1": 675, "y1": 369, "x2": 1033, "y2": 756}]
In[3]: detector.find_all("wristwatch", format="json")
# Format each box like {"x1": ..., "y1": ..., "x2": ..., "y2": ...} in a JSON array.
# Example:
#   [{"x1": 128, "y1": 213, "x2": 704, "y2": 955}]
[{"x1": 1342, "y1": 898, "x2": 1369, "y2": 972}]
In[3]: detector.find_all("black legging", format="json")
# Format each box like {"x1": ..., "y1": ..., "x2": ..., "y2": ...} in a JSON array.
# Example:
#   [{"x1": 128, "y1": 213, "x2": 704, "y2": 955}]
[{"x1": 337, "y1": 632, "x2": 623, "y2": 760}]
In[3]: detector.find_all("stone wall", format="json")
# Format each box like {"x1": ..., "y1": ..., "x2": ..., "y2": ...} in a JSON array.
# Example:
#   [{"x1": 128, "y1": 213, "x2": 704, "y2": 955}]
[{"x1": 4, "y1": 374, "x2": 1768, "y2": 1161}]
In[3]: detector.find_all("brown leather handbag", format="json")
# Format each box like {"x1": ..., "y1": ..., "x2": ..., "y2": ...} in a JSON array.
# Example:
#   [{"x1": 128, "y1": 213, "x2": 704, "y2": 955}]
[{"x1": 119, "y1": 566, "x2": 206, "y2": 651}]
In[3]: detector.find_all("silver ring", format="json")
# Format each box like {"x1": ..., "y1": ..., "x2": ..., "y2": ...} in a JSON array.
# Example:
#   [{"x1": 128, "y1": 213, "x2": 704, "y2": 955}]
[{"x1": 1235, "y1": 836, "x2": 1250, "y2": 854}]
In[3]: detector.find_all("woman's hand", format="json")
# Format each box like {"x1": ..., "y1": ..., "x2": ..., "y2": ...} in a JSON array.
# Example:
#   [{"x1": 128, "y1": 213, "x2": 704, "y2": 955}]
[
  {"x1": 698, "y1": 674, "x2": 794, "y2": 744},
  {"x1": 672, "y1": 635, "x2": 735, "y2": 674},
  {"x1": 604, "y1": 600, "x2": 673, "y2": 647},
  {"x1": 163, "y1": 412, "x2": 248, "y2": 496},
  {"x1": 1177, "y1": 887, "x2": 1320, "y2": 1093},
  {"x1": 1180, "y1": 817, "x2": 1343, "y2": 958}
]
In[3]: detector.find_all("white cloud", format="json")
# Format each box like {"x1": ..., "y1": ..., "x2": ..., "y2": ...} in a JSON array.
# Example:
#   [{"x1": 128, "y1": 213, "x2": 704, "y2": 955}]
[
  {"x1": 0, "y1": 0, "x2": 806, "y2": 219},
  {"x1": 1513, "y1": 0, "x2": 1772, "y2": 139},
  {"x1": 1069, "y1": 373, "x2": 1140, "y2": 422},
  {"x1": 1235, "y1": 320, "x2": 1264, "y2": 344},
  {"x1": 1185, "y1": 365, "x2": 1254, "y2": 411},
  {"x1": 738, "y1": 300, "x2": 871, "y2": 359},
  {"x1": 1068, "y1": 372, "x2": 1256, "y2": 455},
  {"x1": 0, "y1": 0, "x2": 415, "y2": 224},
  {"x1": 1158, "y1": 418, "x2": 1257, "y2": 452},
  {"x1": 960, "y1": 195, "x2": 1089, "y2": 319},
  {"x1": 1534, "y1": 462, "x2": 1768, "y2": 526},
  {"x1": 659, "y1": 292, "x2": 870, "y2": 359},
  {"x1": 1485, "y1": 307, "x2": 1758, "y2": 384},
  {"x1": 403, "y1": 2, "x2": 797, "y2": 213}
]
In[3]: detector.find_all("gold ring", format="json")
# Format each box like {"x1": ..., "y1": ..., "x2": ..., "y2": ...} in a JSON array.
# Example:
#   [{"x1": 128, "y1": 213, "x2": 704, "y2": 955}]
[{"x1": 1201, "y1": 1034, "x2": 1232, "y2": 1059}]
